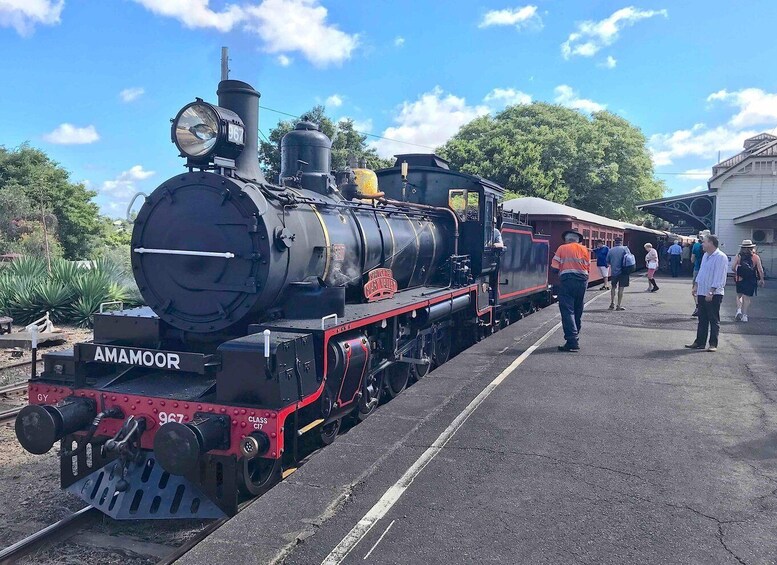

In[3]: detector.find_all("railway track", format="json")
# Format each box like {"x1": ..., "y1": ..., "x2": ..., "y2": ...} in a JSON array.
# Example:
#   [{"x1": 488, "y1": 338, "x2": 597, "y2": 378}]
[
  {"x1": 0, "y1": 507, "x2": 100, "y2": 564},
  {"x1": 0, "y1": 499, "x2": 251, "y2": 565},
  {"x1": 0, "y1": 382, "x2": 28, "y2": 424}
]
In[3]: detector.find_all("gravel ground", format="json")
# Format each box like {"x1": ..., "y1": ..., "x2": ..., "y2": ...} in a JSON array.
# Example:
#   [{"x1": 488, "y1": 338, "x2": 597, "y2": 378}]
[{"x1": 0, "y1": 326, "x2": 92, "y2": 387}]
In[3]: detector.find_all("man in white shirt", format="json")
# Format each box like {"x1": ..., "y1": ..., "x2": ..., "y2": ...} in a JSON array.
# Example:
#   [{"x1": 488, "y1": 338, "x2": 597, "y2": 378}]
[{"x1": 685, "y1": 234, "x2": 728, "y2": 352}]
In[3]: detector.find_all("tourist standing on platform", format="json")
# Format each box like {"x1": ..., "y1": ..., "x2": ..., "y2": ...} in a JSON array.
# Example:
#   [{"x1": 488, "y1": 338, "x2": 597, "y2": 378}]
[
  {"x1": 668, "y1": 240, "x2": 683, "y2": 277},
  {"x1": 691, "y1": 233, "x2": 706, "y2": 317},
  {"x1": 607, "y1": 236, "x2": 633, "y2": 311},
  {"x1": 594, "y1": 240, "x2": 610, "y2": 290},
  {"x1": 644, "y1": 243, "x2": 659, "y2": 292},
  {"x1": 686, "y1": 235, "x2": 728, "y2": 352},
  {"x1": 681, "y1": 242, "x2": 692, "y2": 274},
  {"x1": 732, "y1": 239, "x2": 765, "y2": 322},
  {"x1": 550, "y1": 230, "x2": 590, "y2": 352}
]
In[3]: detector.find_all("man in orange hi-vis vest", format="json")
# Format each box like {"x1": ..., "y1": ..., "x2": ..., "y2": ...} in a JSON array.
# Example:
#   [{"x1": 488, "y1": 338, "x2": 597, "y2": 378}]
[{"x1": 551, "y1": 229, "x2": 590, "y2": 352}]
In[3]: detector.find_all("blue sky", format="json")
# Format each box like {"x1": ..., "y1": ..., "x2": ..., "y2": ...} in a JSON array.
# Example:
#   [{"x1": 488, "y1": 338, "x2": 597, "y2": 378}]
[{"x1": 2, "y1": 0, "x2": 777, "y2": 216}]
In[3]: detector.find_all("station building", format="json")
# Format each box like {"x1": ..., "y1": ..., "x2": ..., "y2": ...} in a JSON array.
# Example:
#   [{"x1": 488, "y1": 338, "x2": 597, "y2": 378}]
[{"x1": 639, "y1": 133, "x2": 777, "y2": 276}]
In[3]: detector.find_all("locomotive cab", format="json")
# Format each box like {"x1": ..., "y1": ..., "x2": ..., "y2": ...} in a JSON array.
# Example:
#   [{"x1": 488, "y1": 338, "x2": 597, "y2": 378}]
[{"x1": 377, "y1": 154, "x2": 504, "y2": 278}]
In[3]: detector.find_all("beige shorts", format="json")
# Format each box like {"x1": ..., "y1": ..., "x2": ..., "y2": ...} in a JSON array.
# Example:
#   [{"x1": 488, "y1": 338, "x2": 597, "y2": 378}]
[{"x1": 598, "y1": 266, "x2": 609, "y2": 278}]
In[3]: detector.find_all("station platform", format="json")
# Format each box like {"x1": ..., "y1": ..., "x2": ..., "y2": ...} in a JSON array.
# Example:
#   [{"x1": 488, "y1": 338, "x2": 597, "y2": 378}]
[{"x1": 178, "y1": 275, "x2": 777, "y2": 565}]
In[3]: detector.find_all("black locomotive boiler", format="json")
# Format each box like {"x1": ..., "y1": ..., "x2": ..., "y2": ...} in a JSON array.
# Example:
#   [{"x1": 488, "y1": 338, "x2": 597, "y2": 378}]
[{"x1": 14, "y1": 76, "x2": 551, "y2": 519}]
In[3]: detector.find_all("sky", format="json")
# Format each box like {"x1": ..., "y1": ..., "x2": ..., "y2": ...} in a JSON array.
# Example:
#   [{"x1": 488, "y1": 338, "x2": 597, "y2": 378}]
[{"x1": 1, "y1": 0, "x2": 777, "y2": 217}]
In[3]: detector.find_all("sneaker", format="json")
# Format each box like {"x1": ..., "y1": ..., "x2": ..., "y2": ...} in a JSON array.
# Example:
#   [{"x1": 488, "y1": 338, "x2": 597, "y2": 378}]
[
  {"x1": 685, "y1": 343, "x2": 704, "y2": 349},
  {"x1": 616, "y1": 306, "x2": 626, "y2": 311},
  {"x1": 557, "y1": 344, "x2": 580, "y2": 352},
  {"x1": 742, "y1": 315, "x2": 748, "y2": 322},
  {"x1": 707, "y1": 346, "x2": 717, "y2": 352},
  {"x1": 609, "y1": 303, "x2": 615, "y2": 310},
  {"x1": 735, "y1": 311, "x2": 743, "y2": 321}
]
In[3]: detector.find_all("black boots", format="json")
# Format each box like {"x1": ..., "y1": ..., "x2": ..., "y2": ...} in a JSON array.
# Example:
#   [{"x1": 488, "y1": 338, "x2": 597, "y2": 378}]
[{"x1": 649, "y1": 278, "x2": 659, "y2": 292}]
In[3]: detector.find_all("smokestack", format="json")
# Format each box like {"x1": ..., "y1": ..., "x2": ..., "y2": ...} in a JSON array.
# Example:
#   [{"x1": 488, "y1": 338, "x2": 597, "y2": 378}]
[{"x1": 217, "y1": 79, "x2": 266, "y2": 184}]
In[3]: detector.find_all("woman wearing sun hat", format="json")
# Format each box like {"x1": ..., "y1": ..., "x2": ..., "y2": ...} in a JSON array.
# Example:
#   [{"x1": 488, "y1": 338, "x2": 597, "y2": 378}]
[{"x1": 731, "y1": 239, "x2": 765, "y2": 322}]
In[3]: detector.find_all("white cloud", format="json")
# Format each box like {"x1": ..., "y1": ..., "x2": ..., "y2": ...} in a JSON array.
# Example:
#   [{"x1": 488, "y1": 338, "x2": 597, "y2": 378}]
[
  {"x1": 553, "y1": 85, "x2": 606, "y2": 113},
  {"x1": 100, "y1": 165, "x2": 156, "y2": 200},
  {"x1": 689, "y1": 185, "x2": 707, "y2": 193},
  {"x1": 43, "y1": 123, "x2": 100, "y2": 145},
  {"x1": 679, "y1": 168, "x2": 711, "y2": 179},
  {"x1": 337, "y1": 117, "x2": 373, "y2": 133},
  {"x1": 353, "y1": 118, "x2": 373, "y2": 133},
  {"x1": 484, "y1": 87, "x2": 532, "y2": 107},
  {"x1": 394, "y1": 35, "x2": 405, "y2": 47},
  {"x1": 131, "y1": 0, "x2": 243, "y2": 32},
  {"x1": 370, "y1": 87, "x2": 490, "y2": 158},
  {"x1": 325, "y1": 94, "x2": 343, "y2": 108},
  {"x1": 132, "y1": 0, "x2": 357, "y2": 67},
  {"x1": 600, "y1": 55, "x2": 617, "y2": 69},
  {"x1": 242, "y1": 0, "x2": 358, "y2": 67},
  {"x1": 119, "y1": 87, "x2": 145, "y2": 103},
  {"x1": 479, "y1": 5, "x2": 541, "y2": 29},
  {"x1": 561, "y1": 7, "x2": 667, "y2": 59},
  {"x1": 649, "y1": 124, "x2": 759, "y2": 167},
  {"x1": 277, "y1": 54, "x2": 292, "y2": 66},
  {"x1": 707, "y1": 88, "x2": 777, "y2": 128},
  {"x1": 0, "y1": 0, "x2": 63, "y2": 35}
]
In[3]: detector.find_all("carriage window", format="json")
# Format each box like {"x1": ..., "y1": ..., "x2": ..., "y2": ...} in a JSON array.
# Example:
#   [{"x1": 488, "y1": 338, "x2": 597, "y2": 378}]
[
  {"x1": 449, "y1": 189, "x2": 467, "y2": 221},
  {"x1": 466, "y1": 192, "x2": 480, "y2": 221}
]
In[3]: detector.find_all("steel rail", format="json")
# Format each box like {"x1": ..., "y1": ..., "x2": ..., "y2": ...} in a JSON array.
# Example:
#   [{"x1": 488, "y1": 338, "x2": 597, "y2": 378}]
[
  {"x1": 0, "y1": 382, "x2": 27, "y2": 396},
  {"x1": 0, "y1": 358, "x2": 40, "y2": 371},
  {"x1": 0, "y1": 506, "x2": 100, "y2": 564},
  {"x1": 0, "y1": 406, "x2": 22, "y2": 424}
]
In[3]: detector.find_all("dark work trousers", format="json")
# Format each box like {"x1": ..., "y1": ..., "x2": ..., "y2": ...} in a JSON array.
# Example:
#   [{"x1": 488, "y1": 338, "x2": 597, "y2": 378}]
[
  {"x1": 695, "y1": 294, "x2": 723, "y2": 347},
  {"x1": 670, "y1": 255, "x2": 681, "y2": 277},
  {"x1": 558, "y1": 277, "x2": 587, "y2": 347}
]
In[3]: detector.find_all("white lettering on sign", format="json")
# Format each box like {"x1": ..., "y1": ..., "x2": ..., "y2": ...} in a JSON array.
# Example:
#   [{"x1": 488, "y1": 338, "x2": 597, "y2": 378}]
[
  {"x1": 248, "y1": 416, "x2": 268, "y2": 430},
  {"x1": 159, "y1": 412, "x2": 185, "y2": 424},
  {"x1": 93, "y1": 346, "x2": 181, "y2": 370},
  {"x1": 37, "y1": 394, "x2": 48, "y2": 402}
]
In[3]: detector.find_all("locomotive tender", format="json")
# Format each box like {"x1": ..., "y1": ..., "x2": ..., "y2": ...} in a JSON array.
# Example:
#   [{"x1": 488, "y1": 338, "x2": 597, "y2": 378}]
[{"x1": 14, "y1": 76, "x2": 551, "y2": 519}]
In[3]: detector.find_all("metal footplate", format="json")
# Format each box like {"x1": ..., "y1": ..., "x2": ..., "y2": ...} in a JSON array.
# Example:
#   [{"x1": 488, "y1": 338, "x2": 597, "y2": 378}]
[{"x1": 66, "y1": 452, "x2": 226, "y2": 520}]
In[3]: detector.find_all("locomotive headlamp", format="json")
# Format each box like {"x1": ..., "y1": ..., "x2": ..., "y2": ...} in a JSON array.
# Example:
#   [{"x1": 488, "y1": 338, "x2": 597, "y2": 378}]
[{"x1": 172, "y1": 100, "x2": 245, "y2": 163}]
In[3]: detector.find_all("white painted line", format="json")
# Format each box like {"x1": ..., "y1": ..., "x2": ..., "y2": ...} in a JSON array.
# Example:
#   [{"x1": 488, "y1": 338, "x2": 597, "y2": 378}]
[
  {"x1": 363, "y1": 519, "x2": 396, "y2": 560},
  {"x1": 321, "y1": 293, "x2": 605, "y2": 564}
]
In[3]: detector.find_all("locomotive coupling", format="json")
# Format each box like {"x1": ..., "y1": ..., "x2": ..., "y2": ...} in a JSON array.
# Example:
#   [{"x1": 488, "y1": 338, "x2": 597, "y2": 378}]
[
  {"x1": 15, "y1": 397, "x2": 96, "y2": 455},
  {"x1": 153, "y1": 413, "x2": 231, "y2": 476}
]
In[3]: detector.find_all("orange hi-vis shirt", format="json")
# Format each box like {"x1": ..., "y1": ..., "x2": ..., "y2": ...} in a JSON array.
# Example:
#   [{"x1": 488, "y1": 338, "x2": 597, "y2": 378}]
[{"x1": 551, "y1": 242, "x2": 590, "y2": 279}]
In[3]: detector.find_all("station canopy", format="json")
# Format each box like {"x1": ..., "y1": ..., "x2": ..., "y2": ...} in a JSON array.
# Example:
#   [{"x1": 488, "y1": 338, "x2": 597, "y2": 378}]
[{"x1": 636, "y1": 192, "x2": 716, "y2": 235}]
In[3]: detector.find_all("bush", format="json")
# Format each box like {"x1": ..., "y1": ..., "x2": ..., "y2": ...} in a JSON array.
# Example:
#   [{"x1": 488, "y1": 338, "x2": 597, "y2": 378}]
[{"x1": 0, "y1": 256, "x2": 144, "y2": 327}]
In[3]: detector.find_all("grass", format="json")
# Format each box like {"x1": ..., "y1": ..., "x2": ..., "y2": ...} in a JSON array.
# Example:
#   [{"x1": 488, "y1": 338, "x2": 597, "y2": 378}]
[{"x1": 0, "y1": 257, "x2": 142, "y2": 327}]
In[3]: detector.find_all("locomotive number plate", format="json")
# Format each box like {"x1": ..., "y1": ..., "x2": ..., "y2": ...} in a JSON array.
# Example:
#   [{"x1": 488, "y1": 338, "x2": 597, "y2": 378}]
[{"x1": 76, "y1": 343, "x2": 208, "y2": 374}]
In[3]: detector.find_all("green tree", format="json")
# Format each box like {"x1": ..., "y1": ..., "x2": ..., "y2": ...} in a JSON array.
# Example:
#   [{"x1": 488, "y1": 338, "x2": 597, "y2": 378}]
[
  {"x1": 0, "y1": 144, "x2": 101, "y2": 259},
  {"x1": 438, "y1": 103, "x2": 665, "y2": 220},
  {"x1": 259, "y1": 106, "x2": 392, "y2": 183}
]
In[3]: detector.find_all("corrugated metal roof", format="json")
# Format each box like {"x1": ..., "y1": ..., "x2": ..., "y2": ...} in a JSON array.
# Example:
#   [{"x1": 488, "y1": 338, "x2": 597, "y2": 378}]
[
  {"x1": 711, "y1": 134, "x2": 777, "y2": 180},
  {"x1": 503, "y1": 196, "x2": 626, "y2": 229}
]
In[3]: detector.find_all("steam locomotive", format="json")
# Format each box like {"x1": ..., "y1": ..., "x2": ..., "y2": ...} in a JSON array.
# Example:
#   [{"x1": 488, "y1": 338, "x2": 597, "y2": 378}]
[{"x1": 14, "y1": 77, "x2": 551, "y2": 519}]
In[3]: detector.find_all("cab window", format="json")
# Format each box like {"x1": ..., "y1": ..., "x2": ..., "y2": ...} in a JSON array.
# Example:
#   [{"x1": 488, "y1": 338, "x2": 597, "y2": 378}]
[
  {"x1": 466, "y1": 192, "x2": 480, "y2": 221},
  {"x1": 449, "y1": 189, "x2": 467, "y2": 221}
]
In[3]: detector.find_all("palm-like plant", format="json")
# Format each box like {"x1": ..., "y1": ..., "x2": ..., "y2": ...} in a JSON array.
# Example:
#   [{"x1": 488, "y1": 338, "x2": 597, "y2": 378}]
[{"x1": 0, "y1": 255, "x2": 144, "y2": 328}]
